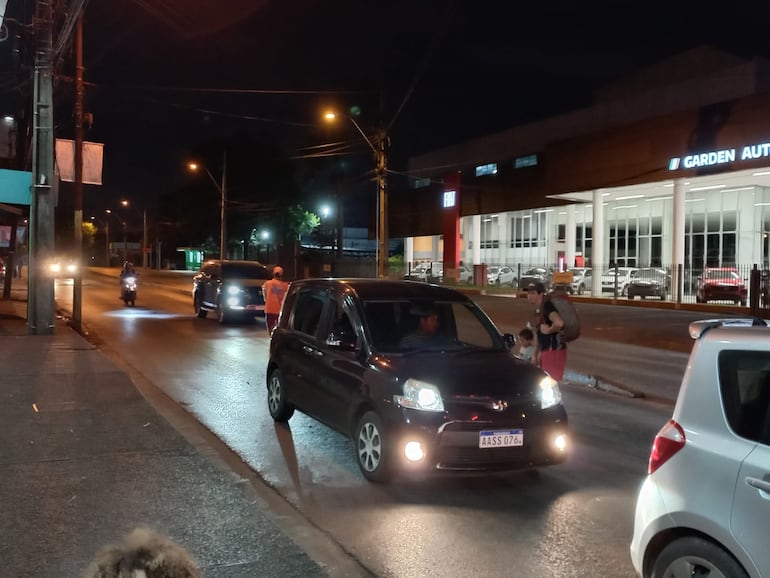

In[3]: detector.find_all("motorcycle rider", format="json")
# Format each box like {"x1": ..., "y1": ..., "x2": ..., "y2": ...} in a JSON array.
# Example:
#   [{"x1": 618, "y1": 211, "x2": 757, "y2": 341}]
[{"x1": 119, "y1": 261, "x2": 137, "y2": 298}]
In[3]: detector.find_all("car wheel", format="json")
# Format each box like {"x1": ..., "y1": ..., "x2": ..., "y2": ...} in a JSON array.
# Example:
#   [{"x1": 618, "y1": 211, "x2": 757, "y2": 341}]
[
  {"x1": 577, "y1": 284, "x2": 584, "y2": 296},
  {"x1": 354, "y1": 411, "x2": 392, "y2": 483},
  {"x1": 194, "y1": 293, "x2": 207, "y2": 318},
  {"x1": 650, "y1": 536, "x2": 749, "y2": 578},
  {"x1": 740, "y1": 299, "x2": 747, "y2": 306},
  {"x1": 267, "y1": 369, "x2": 294, "y2": 422},
  {"x1": 627, "y1": 293, "x2": 634, "y2": 300}
]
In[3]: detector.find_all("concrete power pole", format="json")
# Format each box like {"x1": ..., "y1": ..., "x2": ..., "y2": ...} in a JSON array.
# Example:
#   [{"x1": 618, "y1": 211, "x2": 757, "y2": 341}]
[
  {"x1": 376, "y1": 126, "x2": 388, "y2": 279},
  {"x1": 72, "y1": 16, "x2": 84, "y2": 332},
  {"x1": 28, "y1": 0, "x2": 56, "y2": 335}
]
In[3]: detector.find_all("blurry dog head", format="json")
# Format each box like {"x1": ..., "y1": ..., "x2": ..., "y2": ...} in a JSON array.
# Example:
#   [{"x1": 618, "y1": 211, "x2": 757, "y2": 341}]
[{"x1": 83, "y1": 528, "x2": 202, "y2": 578}]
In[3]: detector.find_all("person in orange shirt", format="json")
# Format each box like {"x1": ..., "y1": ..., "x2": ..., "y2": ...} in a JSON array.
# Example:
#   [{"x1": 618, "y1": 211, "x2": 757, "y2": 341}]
[{"x1": 262, "y1": 265, "x2": 289, "y2": 333}]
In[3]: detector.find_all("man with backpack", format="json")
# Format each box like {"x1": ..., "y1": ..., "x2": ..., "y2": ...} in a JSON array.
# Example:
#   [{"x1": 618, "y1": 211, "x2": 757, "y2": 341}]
[{"x1": 526, "y1": 281, "x2": 568, "y2": 381}]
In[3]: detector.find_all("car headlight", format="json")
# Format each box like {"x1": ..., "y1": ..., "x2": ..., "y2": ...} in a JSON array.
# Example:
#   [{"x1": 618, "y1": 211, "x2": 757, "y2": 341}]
[
  {"x1": 227, "y1": 285, "x2": 242, "y2": 295},
  {"x1": 539, "y1": 375, "x2": 562, "y2": 409},
  {"x1": 394, "y1": 378, "x2": 445, "y2": 412}
]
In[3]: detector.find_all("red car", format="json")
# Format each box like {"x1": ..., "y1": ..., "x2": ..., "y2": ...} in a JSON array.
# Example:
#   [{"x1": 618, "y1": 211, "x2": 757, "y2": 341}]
[{"x1": 696, "y1": 267, "x2": 747, "y2": 306}]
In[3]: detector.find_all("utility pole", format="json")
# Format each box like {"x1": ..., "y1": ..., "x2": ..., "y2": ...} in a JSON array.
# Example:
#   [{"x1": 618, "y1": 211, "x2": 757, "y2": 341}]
[
  {"x1": 72, "y1": 16, "x2": 84, "y2": 332},
  {"x1": 28, "y1": 0, "x2": 56, "y2": 334},
  {"x1": 220, "y1": 151, "x2": 227, "y2": 260},
  {"x1": 142, "y1": 208, "x2": 148, "y2": 268},
  {"x1": 375, "y1": 125, "x2": 388, "y2": 279}
]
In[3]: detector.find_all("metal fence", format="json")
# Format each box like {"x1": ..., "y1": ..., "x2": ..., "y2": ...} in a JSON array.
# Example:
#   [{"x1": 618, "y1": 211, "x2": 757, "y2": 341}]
[{"x1": 399, "y1": 261, "x2": 770, "y2": 314}]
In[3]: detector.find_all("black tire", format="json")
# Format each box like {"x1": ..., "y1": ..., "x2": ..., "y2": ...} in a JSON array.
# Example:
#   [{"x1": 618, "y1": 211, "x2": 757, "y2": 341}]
[
  {"x1": 577, "y1": 284, "x2": 585, "y2": 296},
  {"x1": 267, "y1": 369, "x2": 294, "y2": 422},
  {"x1": 627, "y1": 293, "x2": 634, "y2": 300},
  {"x1": 354, "y1": 411, "x2": 392, "y2": 483},
  {"x1": 740, "y1": 299, "x2": 747, "y2": 307},
  {"x1": 194, "y1": 293, "x2": 207, "y2": 318},
  {"x1": 650, "y1": 536, "x2": 749, "y2": 578}
]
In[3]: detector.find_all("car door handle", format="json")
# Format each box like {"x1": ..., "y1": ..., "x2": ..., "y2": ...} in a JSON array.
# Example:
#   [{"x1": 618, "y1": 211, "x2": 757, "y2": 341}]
[
  {"x1": 745, "y1": 476, "x2": 770, "y2": 496},
  {"x1": 302, "y1": 345, "x2": 323, "y2": 358}
]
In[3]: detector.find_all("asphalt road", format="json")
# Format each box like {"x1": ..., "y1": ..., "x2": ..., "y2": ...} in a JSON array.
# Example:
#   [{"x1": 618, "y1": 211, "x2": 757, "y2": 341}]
[{"x1": 43, "y1": 269, "x2": 713, "y2": 577}]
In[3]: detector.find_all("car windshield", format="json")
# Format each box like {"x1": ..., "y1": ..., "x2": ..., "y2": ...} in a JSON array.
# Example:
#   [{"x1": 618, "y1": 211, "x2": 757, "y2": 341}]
[
  {"x1": 222, "y1": 263, "x2": 270, "y2": 279},
  {"x1": 705, "y1": 269, "x2": 741, "y2": 281},
  {"x1": 636, "y1": 268, "x2": 663, "y2": 278},
  {"x1": 361, "y1": 299, "x2": 505, "y2": 354},
  {"x1": 488, "y1": 267, "x2": 500, "y2": 274}
]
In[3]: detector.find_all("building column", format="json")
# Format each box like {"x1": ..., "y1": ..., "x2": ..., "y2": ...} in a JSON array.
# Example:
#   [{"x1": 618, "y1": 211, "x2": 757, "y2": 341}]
[
  {"x1": 472, "y1": 215, "x2": 481, "y2": 265},
  {"x1": 592, "y1": 190, "x2": 605, "y2": 294},
  {"x1": 405, "y1": 236, "x2": 414, "y2": 270},
  {"x1": 672, "y1": 178, "x2": 686, "y2": 300},
  {"x1": 566, "y1": 204, "x2": 576, "y2": 268}
]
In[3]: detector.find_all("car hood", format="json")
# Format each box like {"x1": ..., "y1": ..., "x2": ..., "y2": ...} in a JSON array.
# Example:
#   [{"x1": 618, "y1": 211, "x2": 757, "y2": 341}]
[
  {"x1": 223, "y1": 278, "x2": 266, "y2": 287},
  {"x1": 387, "y1": 349, "x2": 544, "y2": 398}
]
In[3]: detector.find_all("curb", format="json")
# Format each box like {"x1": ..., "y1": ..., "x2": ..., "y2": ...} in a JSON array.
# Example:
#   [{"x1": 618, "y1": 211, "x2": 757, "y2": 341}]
[{"x1": 563, "y1": 369, "x2": 643, "y2": 399}]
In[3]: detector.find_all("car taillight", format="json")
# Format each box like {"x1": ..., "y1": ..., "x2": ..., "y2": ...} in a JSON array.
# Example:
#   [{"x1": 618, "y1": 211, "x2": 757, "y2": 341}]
[{"x1": 648, "y1": 419, "x2": 685, "y2": 474}]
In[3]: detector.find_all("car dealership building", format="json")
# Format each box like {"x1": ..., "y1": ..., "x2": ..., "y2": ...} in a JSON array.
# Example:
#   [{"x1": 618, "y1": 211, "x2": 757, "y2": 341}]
[{"x1": 392, "y1": 47, "x2": 770, "y2": 297}]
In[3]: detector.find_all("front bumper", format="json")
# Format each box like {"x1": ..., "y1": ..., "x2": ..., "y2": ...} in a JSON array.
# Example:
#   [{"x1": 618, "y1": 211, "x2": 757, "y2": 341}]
[{"x1": 388, "y1": 405, "x2": 569, "y2": 474}]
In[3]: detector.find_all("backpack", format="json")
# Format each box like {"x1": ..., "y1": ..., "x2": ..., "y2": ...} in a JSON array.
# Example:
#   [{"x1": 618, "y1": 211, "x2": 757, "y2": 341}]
[{"x1": 545, "y1": 291, "x2": 581, "y2": 342}]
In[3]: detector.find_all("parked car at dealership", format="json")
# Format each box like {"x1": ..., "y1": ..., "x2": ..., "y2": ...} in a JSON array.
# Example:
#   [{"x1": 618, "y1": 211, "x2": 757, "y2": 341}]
[
  {"x1": 600, "y1": 266, "x2": 638, "y2": 296},
  {"x1": 458, "y1": 264, "x2": 473, "y2": 284},
  {"x1": 487, "y1": 265, "x2": 516, "y2": 286},
  {"x1": 193, "y1": 259, "x2": 271, "y2": 323},
  {"x1": 627, "y1": 267, "x2": 669, "y2": 300},
  {"x1": 518, "y1": 267, "x2": 552, "y2": 291},
  {"x1": 696, "y1": 267, "x2": 747, "y2": 306},
  {"x1": 630, "y1": 317, "x2": 770, "y2": 578},
  {"x1": 569, "y1": 267, "x2": 591, "y2": 295},
  {"x1": 266, "y1": 279, "x2": 569, "y2": 482},
  {"x1": 405, "y1": 261, "x2": 442, "y2": 283}
]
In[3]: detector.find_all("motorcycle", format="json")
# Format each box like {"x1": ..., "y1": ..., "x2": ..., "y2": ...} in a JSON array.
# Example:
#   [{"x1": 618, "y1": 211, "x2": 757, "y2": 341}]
[{"x1": 120, "y1": 275, "x2": 137, "y2": 306}]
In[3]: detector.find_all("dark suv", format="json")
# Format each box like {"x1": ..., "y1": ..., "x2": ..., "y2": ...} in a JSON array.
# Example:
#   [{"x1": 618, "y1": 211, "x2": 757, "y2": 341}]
[
  {"x1": 266, "y1": 279, "x2": 569, "y2": 482},
  {"x1": 192, "y1": 259, "x2": 271, "y2": 323}
]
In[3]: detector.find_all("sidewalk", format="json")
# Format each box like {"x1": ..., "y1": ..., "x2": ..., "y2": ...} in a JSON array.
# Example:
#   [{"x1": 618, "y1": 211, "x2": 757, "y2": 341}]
[{"x1": 0, "y1": 281, "x2": 368, "y2": 577}]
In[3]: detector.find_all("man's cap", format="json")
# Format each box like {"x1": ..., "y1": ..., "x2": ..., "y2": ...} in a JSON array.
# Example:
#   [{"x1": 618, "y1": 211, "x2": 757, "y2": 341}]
[
  {"x1": 409, "y1": 301, "x2": 437, "y2": 317},
  {"x1": 526, "y1": 281, "x2": 546, "y2": 293},
  {"x1": 273, "y1": 266, "x2": 284, "y2": 277}
]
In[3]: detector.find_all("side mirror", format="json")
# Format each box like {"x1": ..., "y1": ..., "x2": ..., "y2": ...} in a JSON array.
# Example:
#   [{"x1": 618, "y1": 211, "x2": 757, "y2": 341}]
[{"x1": 502, "y1": 333, "x2": 517, "y2": 350}]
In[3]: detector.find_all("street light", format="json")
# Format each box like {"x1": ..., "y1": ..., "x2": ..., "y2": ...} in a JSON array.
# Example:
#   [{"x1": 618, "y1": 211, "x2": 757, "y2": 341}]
[
  {"x1": 104, "y1": 209, "x2": 126, "y2": 263},
  {"x1": 188, "y1": 152, "x2": 227, "y2": 261},
  {"x1": 324, "y1": 110, "x2": 388, "y2": 278},
  {"x1": 120, "y1": 199, "x2": 148, "y2": 268},
  {"x1": 90, "y1": 215, "x2": 109, "y2": 265}
]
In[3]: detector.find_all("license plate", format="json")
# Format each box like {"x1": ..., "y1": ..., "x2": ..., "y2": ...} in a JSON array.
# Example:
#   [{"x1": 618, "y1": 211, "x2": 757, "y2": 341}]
[
  {"x1": 479, "y1": 429, "x2": 524, "y2": 448},
  {"x1": 246, "y1": 304, "x2": 263, "y2": 310}
]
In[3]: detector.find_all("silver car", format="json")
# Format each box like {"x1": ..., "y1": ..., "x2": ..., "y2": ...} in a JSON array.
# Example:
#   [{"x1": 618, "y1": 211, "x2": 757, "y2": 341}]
[{"x1": 630, "y1": 318, "x2": 770, "y2": 578}]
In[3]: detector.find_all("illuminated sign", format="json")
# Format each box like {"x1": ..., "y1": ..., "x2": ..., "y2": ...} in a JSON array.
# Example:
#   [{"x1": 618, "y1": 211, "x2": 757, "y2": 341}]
[
  {"x1": 443, "y1": 190, "x2": 456, "y2": 208},
  {"x1": 475, "y1": 163, "x2": 497, "y2": 176},
  {"x1": 413, "y1": 177, "x2": 431, "y2": 189},
  {"x1": 669, "y1": 142, "x2": 770, "y2": 170}
]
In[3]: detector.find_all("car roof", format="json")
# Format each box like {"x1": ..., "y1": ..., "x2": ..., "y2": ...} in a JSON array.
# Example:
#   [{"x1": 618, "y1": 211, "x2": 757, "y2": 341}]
[{"x1": 289, "y1": 278, "x2": 474, "y2": 303}]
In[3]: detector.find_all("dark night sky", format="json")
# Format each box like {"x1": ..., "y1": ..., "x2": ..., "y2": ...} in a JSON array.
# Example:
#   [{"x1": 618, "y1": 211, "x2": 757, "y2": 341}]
[{"x1": 6, "y1": 0, "x2": 770, "y2": 225}]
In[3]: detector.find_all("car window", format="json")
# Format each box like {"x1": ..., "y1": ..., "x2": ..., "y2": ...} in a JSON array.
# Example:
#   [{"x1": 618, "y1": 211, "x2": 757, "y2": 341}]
[
  {"x1": 222, "y1": 262, "x2": 271, "y2": 279},
  {"x1": 290, "y1": 289, "x2": 327, "y2": 337},
  {"x1": 719, "y1": 350, "x2": 770, "y2": 444},
  {"x1": 361, "y1": 299, "x2": 501, "y2": 353},
  {"x1": 452, "y1": 303, "x2": 495, "y2": 348}
]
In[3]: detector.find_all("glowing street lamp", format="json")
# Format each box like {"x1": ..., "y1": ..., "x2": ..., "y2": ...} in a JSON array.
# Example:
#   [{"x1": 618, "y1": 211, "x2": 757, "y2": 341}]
[
  {"x1": 187, "y1": 154, "x2": 227, "y2": 261},
  {"x1": 324, "y1": 109, "x2": 388, "y2": 278}
]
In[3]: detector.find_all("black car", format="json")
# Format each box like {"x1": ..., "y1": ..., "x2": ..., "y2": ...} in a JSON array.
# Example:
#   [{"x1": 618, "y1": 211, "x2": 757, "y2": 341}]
[
  {"x1": 192, "y1": 259, "x2": 271, "y2": 323},
  {"x1": 518, "y1": 267, "x2": 552, "y2": 292},
  {"x1": 627, "y1": 267, "x2": 669, "y2": 300},
  {"x1": 266, "y1": 278, "x2": 569, "y2": 482}
]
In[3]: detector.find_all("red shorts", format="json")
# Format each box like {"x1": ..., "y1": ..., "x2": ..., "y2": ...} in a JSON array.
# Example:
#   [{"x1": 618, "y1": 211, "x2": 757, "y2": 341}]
[{"x1": 539, "y1": 348, "x2": 567, "y2": 381}]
